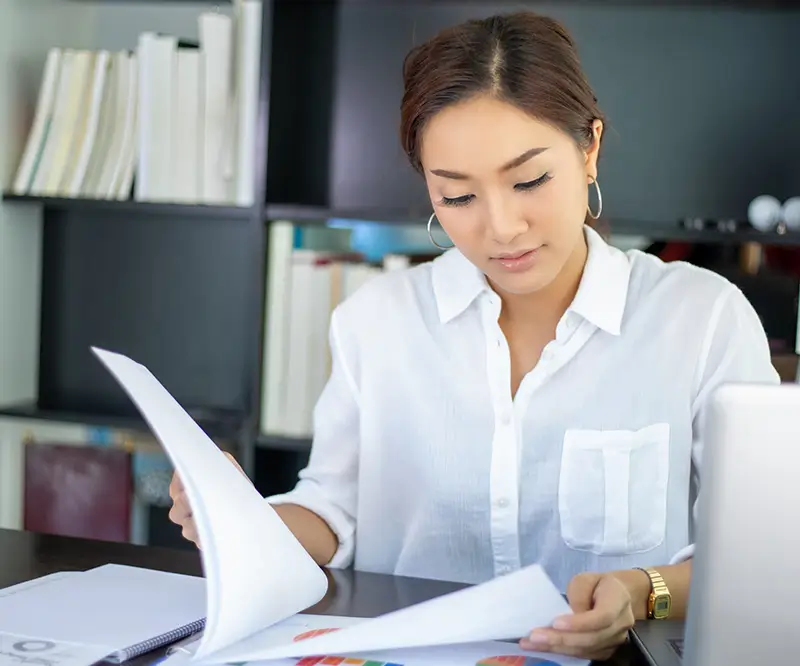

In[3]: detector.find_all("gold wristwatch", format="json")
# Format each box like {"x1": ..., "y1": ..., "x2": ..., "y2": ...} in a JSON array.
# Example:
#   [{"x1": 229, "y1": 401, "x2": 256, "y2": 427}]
[{"x1": 636, "y1": 567, "x2": 671, "y2": 620}]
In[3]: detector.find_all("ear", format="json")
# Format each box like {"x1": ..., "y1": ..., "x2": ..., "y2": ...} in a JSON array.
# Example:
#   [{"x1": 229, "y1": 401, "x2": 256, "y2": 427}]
[{"x1": 584, "y1": 119, "x2": 604, "y2": 181}]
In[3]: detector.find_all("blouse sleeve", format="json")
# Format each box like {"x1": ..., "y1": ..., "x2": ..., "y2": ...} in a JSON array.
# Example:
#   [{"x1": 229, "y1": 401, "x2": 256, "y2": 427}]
[{"x1": 669, "y1": 284, "x2": 780, "y2": 564}]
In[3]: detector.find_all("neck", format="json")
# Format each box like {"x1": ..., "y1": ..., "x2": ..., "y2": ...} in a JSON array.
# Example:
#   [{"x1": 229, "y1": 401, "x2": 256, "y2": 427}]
[{"x1": 494, "y1": 233, "x2": 589, "y2": 328}]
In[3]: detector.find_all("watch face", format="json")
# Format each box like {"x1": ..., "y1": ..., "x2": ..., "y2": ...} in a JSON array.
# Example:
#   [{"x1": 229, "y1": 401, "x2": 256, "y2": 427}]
[{"x1": 653, "y1": 595, "x2": 672, "y2": 619}]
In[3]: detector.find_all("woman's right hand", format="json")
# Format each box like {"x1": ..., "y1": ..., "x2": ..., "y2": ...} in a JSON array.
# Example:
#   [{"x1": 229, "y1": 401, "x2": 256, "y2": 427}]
[{"x1": 168, "y1": 451, "x2": 248, "y2": 547}]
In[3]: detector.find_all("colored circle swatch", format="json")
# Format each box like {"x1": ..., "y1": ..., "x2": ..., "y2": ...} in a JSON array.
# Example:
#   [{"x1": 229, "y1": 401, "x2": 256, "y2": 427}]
[{"x1": 477, "y1": 657, "x2": 561, "y2": 666}]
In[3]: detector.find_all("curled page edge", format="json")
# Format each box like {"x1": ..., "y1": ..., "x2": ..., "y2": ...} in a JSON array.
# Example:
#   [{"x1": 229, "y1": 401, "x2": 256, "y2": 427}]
[
  {"x1": 91, "y1": 347, "x2": 329, "y2": 661},
  {"x1": 199, "y1": 563, "x2": 571, "y2": 664}
]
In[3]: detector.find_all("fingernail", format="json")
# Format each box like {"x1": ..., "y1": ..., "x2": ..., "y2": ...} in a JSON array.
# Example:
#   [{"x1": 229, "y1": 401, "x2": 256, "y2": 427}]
[
  {"x1": 552, "y1": 616, "x2": 570, "y2": 630},
  {"x1": 527, "y1": 630, "x2": 549, "y2": 646}
]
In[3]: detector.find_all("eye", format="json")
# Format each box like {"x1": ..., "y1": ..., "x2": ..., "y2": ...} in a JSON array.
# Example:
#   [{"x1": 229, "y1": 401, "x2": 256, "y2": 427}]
[
  {"x1": 439, "y1": 193, "x2": 474, "y2": 208},
  {"x1": 515, "y1": 172, "x2": 552, "y2": 191}
]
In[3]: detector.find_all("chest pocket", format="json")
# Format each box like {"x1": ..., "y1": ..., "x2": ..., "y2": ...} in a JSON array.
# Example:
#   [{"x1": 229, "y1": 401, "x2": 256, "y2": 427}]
[{"x1": 558, "y1": 423, "x2": 670, "y2": 555}]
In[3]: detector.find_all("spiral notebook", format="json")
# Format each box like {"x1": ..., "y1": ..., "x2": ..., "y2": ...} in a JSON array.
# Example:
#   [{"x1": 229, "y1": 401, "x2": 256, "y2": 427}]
[{"x1": 0, "y1": 563, "x2": 206, "y2": 663}]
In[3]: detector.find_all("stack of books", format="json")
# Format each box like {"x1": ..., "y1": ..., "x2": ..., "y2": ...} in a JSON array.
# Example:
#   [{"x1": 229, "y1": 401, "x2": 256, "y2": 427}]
[
  {"x1": 11, "y1": 1, "x2": 262, "y2": 207},
  {"x1": 260, "y1": 221, "x2": 430, "y2": 439}
]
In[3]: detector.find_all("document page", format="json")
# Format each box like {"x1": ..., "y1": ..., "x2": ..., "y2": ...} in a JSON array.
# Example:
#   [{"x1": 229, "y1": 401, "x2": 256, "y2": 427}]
[
  {"x1": 203, "y1": 565, "x2": 572, "y2": 663},
  {"x1": 161, "y1": 620, "x2": 589, "y2": 666},
  {"x1": 93, "y1": 349, "x2": 580, "y2": 665},
  {"x1": 93, "y1": 348, "x2": 329, "y2": 661},
  {"x1": 249, "y1": 638, "x2": 590, "y2": 666}
]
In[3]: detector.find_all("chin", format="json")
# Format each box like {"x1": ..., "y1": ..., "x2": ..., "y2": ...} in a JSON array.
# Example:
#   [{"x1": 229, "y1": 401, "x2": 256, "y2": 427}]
[{"x1": 487, "y1": 268, "x2": 555, "y2": 296}]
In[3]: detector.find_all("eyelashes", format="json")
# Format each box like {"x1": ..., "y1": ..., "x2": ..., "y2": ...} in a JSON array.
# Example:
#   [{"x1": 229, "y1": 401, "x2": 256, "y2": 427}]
[{"x1": 438, "y1": 172, "x2": 552, "y2": 208}]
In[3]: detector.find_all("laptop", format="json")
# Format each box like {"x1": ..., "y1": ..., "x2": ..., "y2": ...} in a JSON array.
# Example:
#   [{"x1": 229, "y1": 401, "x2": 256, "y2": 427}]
[{"x1": 631, "y1": 382, "x2": 800, "y2": 666}]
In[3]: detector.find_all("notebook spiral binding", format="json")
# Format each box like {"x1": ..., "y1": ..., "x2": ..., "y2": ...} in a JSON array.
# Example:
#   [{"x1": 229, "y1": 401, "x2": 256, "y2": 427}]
[{"x1": 107, "y1": 618, "x2": 206, "y2": 663}]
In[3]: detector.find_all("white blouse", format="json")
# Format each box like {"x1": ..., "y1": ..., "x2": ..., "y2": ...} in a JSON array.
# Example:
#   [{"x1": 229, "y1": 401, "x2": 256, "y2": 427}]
[{"x1": 267, "y1": 225, "x2": 780, "y2": 592}]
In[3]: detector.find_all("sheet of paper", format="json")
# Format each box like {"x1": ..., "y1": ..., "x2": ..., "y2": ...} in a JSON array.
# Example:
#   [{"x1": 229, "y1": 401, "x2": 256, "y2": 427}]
[
  {"x1": 248, "y1": 639, "x2": 589, "y2": 666},
  {"x1": 163, "y1": 617, "x2": 587, "y2": 666},
  {"x1": 0, "y1": 631, "x2": 111, "y2": 666},
  {"x1": 92, "y1": 348, "x2": 329, "y2": 661},
  {"x1": 173, "y1": 615, "x2": 364, "y2": 661},
  {"x1": 198, "y1": 565, "x2": 572, "y2": 664}
]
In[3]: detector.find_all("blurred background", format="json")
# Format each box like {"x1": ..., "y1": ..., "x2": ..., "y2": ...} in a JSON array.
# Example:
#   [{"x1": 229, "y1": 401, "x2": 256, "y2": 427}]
[{"x1": 0, "y1": 0, "x2": 797, "y2": 549}]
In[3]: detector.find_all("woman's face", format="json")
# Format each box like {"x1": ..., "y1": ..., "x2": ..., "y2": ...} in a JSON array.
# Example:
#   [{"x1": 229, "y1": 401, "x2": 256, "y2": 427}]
[{"x1": 420, "y1": 95, "x2": 603, "y2": 296}]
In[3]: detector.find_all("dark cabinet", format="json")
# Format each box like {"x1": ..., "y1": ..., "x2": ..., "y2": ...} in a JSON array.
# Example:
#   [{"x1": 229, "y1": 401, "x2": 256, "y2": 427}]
[{"x1": 268, "y1": 0, "x2": 799, "y2": 224}]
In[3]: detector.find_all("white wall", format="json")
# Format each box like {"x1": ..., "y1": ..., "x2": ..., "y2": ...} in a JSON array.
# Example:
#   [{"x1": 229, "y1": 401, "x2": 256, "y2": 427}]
[
  {"x1": 0, "y1": 0, "x2": 98, "y2": 529},
  {"x1": 87, "y1": 1, "x2": 233, "y2": 50}
]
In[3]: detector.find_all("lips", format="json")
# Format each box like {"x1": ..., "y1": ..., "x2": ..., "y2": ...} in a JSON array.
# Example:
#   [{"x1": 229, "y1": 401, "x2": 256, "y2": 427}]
[
  {"x1": 491, "y1": 247, "x2": 541, "y2": 272},
  {"x1": 493, "y1": 249, "x2": 535, "y2": 260}
]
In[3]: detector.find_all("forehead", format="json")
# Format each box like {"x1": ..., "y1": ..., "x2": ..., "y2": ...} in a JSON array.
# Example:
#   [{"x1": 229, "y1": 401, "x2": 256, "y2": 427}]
[{"x1": 420, "y1": 95, "x2": 568, "y2": 173}]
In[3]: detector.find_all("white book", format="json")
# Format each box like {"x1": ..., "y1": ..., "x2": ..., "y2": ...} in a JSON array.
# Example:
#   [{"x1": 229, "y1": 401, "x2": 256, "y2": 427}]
[
  {"x1": 136, "y1": 32, "x2": 177, "y2": 202},
  {"x1": 114, "y1": 53, "x2": 139, "y2": 200},
  {"x1": 65, "y1": 51, "x2": 111, "y2": 197},
  {"x1": 172, "y1": 47, "x2": 203, "y2": 203},
  {"x1": 97, "y1": 51, "x2": 131, "y2": 199},
  {"x1": 305, "y1": 260, "x2": 334, "y2": 433},
  {"x1": 261, "y1": 220, "x2": 295, "y2": 435},
  {"x1": 80, "y1": 51, "x2": 120, "y2": 198},
  {"x1": 233, "y1": 0, "x2": 262, "y2": 206},
  {"x1": 284, "y1": 250, "x2": 316, "y2": 437},
  {"x1": 30, "y1": 49, "x2": 75, "y2": 194},
  {"x1": 91, "y1": 347, "x2": 583, "y2": 666},
  {"x1": 42, "y1": 49, "x2": 93, "y2": 196},
  {"x1": 12, "y1": 47, "x2": 62, "y2": 194},
  {"x1": 199, "y1": 12, "x2": 234, "y2": 204}
]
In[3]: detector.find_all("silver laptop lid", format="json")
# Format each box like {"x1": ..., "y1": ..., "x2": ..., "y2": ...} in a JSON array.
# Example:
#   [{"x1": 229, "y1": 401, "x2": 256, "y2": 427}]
[{"x1": 684, "y1": 382, "x2": 800, "y2": 666}]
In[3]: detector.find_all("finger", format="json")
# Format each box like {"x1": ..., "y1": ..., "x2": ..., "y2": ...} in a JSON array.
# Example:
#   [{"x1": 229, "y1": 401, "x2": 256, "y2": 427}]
[
  {"x1": 556, "y1": 575, "x2": 629, "y2": 632},
  {"x1": 565, "y1": 572, "x2": 602, "y2": 614},
  {"x1": 168, "y1": 495, "x2": 193, "y2": 524},
  {"x1": 168, "y1": 472, "x2": 184, "y2": 499},
  {"x1": 521, "y1": 626, "x2": 628, "y2": 659},
  {"x1": 182, "y1": 522, "x2": 199, "y2": 545},
  {"x1": 224, "y1": 451, "x2": 246, "y2": 475},
  {"x1": 553, "y1": 605, "x2": 620, "y2": 633},
  {"x1": 168, "y1": 503, "x2": 189, "y2": 526}
]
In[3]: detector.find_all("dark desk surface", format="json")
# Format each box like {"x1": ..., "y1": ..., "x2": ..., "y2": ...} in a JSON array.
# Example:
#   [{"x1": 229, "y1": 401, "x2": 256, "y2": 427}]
[{"x1": 0, "y1": 528, "x2": 648, "y2": 666}]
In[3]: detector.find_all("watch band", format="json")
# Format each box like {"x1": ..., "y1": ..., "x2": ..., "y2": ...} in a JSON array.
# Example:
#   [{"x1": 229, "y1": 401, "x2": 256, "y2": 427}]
[{"x1": 635, "y1": 567, "x2": 671, "y2": 620}]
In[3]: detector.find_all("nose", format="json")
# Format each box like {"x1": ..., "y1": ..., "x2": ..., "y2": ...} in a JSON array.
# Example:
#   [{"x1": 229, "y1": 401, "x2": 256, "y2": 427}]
[{"x1": 485, "y1": 198, "x2": 527, "y2": 245}]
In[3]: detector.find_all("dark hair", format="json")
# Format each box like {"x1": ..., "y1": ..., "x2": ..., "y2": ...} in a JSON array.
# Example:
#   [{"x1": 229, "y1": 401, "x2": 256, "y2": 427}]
[{"x1": 400, "y1": 11, "x2": 605, "y2": 174}]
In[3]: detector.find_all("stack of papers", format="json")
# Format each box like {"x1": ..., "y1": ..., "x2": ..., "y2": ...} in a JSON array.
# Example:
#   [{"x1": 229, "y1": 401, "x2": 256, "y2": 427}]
[{"x1": 21, "y1": 348, "x2": 584, "y2": 666}]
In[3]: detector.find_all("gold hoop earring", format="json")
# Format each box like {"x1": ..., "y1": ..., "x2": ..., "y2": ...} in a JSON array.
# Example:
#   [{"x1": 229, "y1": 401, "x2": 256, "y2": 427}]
[
  {"x1": 427, "y1": 212, "x2": 454, "y2": 250},
  {"x1": 587, "y1": 177, "x2": 603, "y2": 220}
]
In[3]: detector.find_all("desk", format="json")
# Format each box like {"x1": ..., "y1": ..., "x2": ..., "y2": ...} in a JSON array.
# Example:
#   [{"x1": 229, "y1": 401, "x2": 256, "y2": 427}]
[{"x1": 0, "y1": 529, "x2": 648, "y2": 666}]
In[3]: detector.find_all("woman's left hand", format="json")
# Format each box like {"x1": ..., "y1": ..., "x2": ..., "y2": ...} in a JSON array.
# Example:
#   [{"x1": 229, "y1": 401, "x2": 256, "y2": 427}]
[{"x1": 520, "y1": 572, "x2": 636, "y2": 662}]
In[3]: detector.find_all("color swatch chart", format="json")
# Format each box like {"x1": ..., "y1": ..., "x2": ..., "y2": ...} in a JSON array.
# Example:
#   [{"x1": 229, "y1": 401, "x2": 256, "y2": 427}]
[
  {"x1": 477, "y1": 657, "x2": 560, "y2": 666},
  {"x1": 296, "y1": 657, "x2": 402, "y2": 666}
]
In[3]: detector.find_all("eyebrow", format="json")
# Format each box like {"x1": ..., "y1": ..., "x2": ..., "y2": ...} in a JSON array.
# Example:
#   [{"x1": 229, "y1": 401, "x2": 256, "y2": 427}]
[{"x1": 429, "y1": 146, "x2": 549, "y2": 180}]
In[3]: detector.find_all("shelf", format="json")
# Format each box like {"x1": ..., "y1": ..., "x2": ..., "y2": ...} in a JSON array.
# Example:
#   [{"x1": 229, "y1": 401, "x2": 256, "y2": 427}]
[
  {"x1": 0, "y1": 401, "x2": 245, "y2": 440},
  {"x1": 2, "y1": 194, "x2": 255, "y2": 220},
  {"x1": 265, "y1": 204, "x2": 432, "y2": 225},
  {"x1": 66, "y1": 0, "x2": 231, "y2": 3},
  {"x1": 604, "y1": 220, "x2": 800, "y2": 246},
  {"x1": 256, "y1": 433, "x2": 312, "y2": 452},
  {"x1": 265, "y1": 207, "x2": 800, "y2": 246}
]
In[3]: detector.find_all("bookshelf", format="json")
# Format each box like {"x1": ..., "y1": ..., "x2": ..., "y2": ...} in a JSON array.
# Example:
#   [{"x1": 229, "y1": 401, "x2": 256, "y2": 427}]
[
  {"x1": 3, "y1": 194, "x2": 253, "y2": 219},
  {"x1": 0, "y1": 0, "x2": 798, "y2": 516}
]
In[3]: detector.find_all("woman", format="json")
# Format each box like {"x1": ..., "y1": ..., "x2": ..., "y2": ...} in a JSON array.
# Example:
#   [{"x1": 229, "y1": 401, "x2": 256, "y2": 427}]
[{"x1": 169, "y1": 10, "x2": 779, "y2": 661}]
